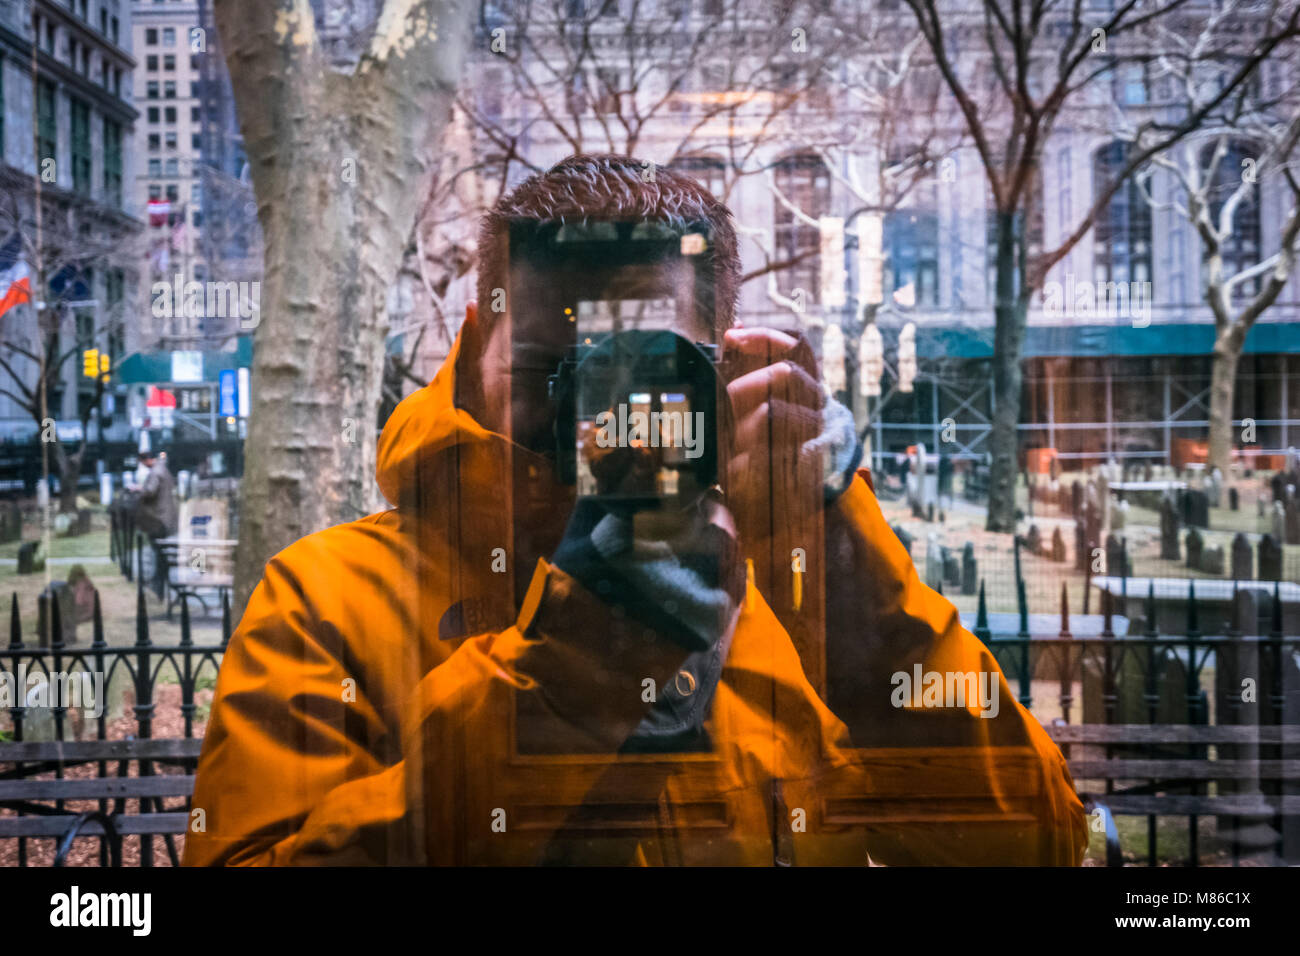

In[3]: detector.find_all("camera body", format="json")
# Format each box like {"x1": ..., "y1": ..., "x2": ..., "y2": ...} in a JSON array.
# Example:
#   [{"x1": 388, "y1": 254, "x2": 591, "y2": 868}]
[
  {"x1": 549, "y1": 329, "x2": 721, "y2": 509},
  {"x1": 505, "y1": 217, "x2": 724, "y2": 510}
]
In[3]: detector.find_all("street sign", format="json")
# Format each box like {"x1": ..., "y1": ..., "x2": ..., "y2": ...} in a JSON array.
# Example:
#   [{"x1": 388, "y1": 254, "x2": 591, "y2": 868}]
[{"x1": 219, "y1": 369, "x2": 238, "y2": 417}]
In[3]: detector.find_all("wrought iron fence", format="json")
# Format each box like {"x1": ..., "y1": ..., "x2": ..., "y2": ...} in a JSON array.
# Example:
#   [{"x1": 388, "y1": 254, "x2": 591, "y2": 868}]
[{"x1": 0, "y1": 576, "x2": 228, "y2": 867}]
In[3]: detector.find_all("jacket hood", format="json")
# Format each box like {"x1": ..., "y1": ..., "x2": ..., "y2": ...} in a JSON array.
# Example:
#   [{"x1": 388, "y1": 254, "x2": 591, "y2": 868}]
[{"x1": 376, "y1": 326, "x2": 497, "y2": 507}]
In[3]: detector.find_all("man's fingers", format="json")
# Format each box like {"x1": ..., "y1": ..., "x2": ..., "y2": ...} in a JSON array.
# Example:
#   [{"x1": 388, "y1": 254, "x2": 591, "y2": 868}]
[
  {"x1": 727, "y1": 361, "x2": 824, "y2": 419},
  {"x1": 722, "y1": 327, "x2": 818, "y2": 379}
]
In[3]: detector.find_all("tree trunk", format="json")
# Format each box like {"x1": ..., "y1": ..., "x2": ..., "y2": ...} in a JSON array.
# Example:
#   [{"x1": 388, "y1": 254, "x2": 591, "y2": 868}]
[
  {"x1": 986, "y1": 212, "x2": 1028, "y2": 533},
  {"x1": 1207, "y1": 329, "x2": 1244, "y2": 477},
  {"x1": 58, "y1": 447, "x2": 82, "y2": 514},
  {"x1": 216, "y1": 0, "x2": 471, "y2": 609}
]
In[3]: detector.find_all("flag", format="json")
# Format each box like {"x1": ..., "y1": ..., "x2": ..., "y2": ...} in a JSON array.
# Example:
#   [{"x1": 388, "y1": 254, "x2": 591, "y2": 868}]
[
  {"x1": 0, "y1": 261, "x2": 31, "y2": 319},
  {"x1": 147, "y1": 199, "x2": 171, "y2": 227}
]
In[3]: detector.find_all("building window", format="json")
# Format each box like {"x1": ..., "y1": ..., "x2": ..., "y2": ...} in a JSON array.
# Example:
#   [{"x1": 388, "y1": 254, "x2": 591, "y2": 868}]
[
  {"x1": 166, "y1": 184, "x2": 179, "y2": 201},
  {"x1": 888, "y1": 205, "x2": 940, "y2": 308},
  {"x1": 148, "y1": 106, "x2": 160, "y2": 122},
  {"x1": 113, "y1": 69, "x2": 121, "y2": 97},
  {"x1": 149, "y1": 184, "x2": 162, "y2": 200},
  {"x1": 191, "y1": 132, "x2": 201, "y2": 150},
  {"x1": 104, "y1": 117, "x2": 122, "y2": 207},
  {"x1": 164, "y1": 106, "x2": 176, "y2": 122},
  {"x1": 190, "y1": 81, "x2": 200, "y2": 98},
  {"x1": 147, "y1": 80, "x2": 159, "y2": 98},
  {"x1": 44, "y1": 21, "x2": 56, "y2": 53},
  {"x1": 145, "y1": 28, "x2": 158, "y2": 45},
  {"x1": 1093, "y1": 141, "x2": 1152, "y2": 285},
  {"x1": 165, "y1": 158, "x2": 179, "y2": 177},
  {"x1": 163, "y1": 54, "x2": 175, "y2": 71},
  {"x1": 148, "y1": 133, "x2": 161, "y2": 150},
  {"x1": 162, "y1": 27, "x2": 175, "y2": 47},
  {"x1": 773, "y1": 153, "x2": 831, "y2": 304},
  {"x1": 672, "y1": 156, "x2": 726, "y2": 200},
  {"x1": 147, "y1": 54, "x2": 158, "y2": 71},
  {"x1": 190, "y1": 106, "x2": 200, "y2": 122},
  {"x1": 1202, "y1": 139, "x2": 1261, "y2": 298},
  {"x1": 164, "y1": 81, "x2": 176, "y2": 98},
  {"x1": 149, "y1": 158, "x2": 162, "y2": 176},
  {"x1": 70, "y1": 99, "x2": 92, "y2": 194},
  {"x1": 36, "y1": 79, "x2": 57, "y2": 169},
  {"x1": 111, "y1": 16, "x2": 119, "y2": 44},
  {"x1": 165, "y1": 130, "x2": 177, "y2": 149}
]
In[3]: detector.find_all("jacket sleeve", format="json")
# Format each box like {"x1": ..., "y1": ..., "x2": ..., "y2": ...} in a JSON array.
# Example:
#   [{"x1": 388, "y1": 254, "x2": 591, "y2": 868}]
[
  {"x1": 185, "y1": 554, "x2": 688, "y2": 866},
  {"x1": 822, "y1": 469, "x2": 1089, "y2": 866}
]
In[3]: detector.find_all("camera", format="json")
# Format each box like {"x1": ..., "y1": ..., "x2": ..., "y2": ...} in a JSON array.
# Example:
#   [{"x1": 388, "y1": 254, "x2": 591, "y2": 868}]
[
  {"x1": 505, "y1": 217, "x2": 725, "y2": 510},
  {"x1": 549, "y1": 329, "x2": 722, "y2": 509}
]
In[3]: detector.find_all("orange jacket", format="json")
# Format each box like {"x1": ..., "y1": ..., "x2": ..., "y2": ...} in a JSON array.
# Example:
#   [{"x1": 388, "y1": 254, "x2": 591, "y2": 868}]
[{"x1": 185, "y1": 330, "x2": 1087, "y2": 866}]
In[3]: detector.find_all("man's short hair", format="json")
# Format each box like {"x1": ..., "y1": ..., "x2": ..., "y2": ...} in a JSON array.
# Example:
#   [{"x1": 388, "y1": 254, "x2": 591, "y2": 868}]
[{"x1": 476, "y1": 153, "x2": 740, "y2": 331}]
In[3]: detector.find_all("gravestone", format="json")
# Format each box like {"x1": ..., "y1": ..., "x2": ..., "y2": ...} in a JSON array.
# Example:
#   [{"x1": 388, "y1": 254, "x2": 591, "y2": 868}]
[
  {"x1": 1071, "y1": 481, "x2": 1083, "y2": 517},
  {"x1": 942, "y1": 547, "x2": 961, "y2": 588},
  {"x1": 1185, "y1": 489, "x2": 1210, "y2": 529},
  {"x1": 1258, "y1": 496, "x2": 1265, "y2": 518},
  {"x1": 1228, "y1": 487, "x2": 1239, "y2": 511},
  {"x1": 1106, "y1": 534, "x2": 1129, "y2": 577},
  {"x1": 891, "y1": 524, "x2": 914, "y2": 555},
  {"x1": 67, "y1": 565, "x2": 97, "y2": 625},
  {"x1": 1075, "y1": 521, "x2": 1089, "y2": 572},
  {"x1": 1112, "y1": 499, "x2": 1129, "y2": 532},
  {"x1": 17, "y1": 539, "x2": 45, "y2": 575},
  {"x1": 961, "y1": 542, "x2": 977, "y2": 595},
  {"x1": 1207, "y1": 468, "x2": 1223, "y2": 508},
  {"x1": 1049, "y1": 455, "x2": 1061, "y2": 482},
  {"x1": 1050, "y1": 526, "x2": 1067, "y2": 563},
  {"x1": 1201, "y1": 545, "x2": 1225, "y2": 576},
  {"x1": 1273, "y1": 501, "x2": 1287, "y2": 544},
  {"x1": 1259, "y1": 534, "x2": 1283, "y2": 582},
  {"x1": 1232, "y1": 533, "x2": 1253, "y2": 581},
  {"x1": 37, "y1": 582, "x2": 77, "y2": 647},
  {"x1": 0, "y1": 500, "x2": 20, "y2": 543},
  {"x1": 1084, "y1": 500, "x2": 1102, "y2": 557},
  {"x1": 1160, "y1": 497, "x2": 1181, "y2": 561},
  {"x1": 1025, "y1": 523, "x2": 1043, "y2": 557},
  {"x1": 924, "y1": 532, "x2": 943, "y2": 590},
  {"x1": 1185, "y1": 528, "x2": 1204, "y2": 570},
  {"x1": 1143, "y1": 464, "x2": 1153, "y2": 482}
]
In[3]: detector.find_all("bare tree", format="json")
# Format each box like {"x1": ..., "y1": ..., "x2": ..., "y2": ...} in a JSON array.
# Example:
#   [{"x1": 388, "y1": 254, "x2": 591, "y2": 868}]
[
  {"x1": 903, "y1": 0, "x2": 1300, "y2": 531},
  {"x1": 1127, "y1": 10, "x2": 1300, "y2": 474},
  {"x1": 214, "y1": 0, "x2": 474, "y2": 606},
  {"x1": 0, "y1": 176, "x2": 134, "y2": 514}
]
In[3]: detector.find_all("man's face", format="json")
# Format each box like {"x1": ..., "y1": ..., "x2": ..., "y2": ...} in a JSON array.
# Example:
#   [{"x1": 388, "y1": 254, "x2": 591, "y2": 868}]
[{"x1": 489, "y1": 225, "x2": 718, "y2": 458}]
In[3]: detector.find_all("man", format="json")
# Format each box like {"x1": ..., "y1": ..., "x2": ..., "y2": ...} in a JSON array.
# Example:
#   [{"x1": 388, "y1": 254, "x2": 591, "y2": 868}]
[
  {"x1": 135, "y1": 449, "x2": 178, "y2": 541},
  {"x1": 186, "y1": 155, "x2": 1087, "y2": 866}
]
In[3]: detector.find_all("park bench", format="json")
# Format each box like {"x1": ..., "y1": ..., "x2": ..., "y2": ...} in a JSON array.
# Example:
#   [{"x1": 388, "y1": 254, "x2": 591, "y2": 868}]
[
  {"x1": 1044, "y1": 722, "x2": 1300, "y2": 866},
  {"x1": 156, "y1": 536, "x2": 236, "y2": 619},
  {"x1": 0, "y1": 737, "x2": 201, "y2": 866}
]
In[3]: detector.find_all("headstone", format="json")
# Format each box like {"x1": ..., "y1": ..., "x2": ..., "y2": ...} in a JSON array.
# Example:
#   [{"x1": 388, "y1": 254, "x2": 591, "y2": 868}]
[
  {"x1": 0, "y1": 500, "x2": 20, "y2": 543},
  {"x1": 1201, "y1": 545, "x2": 1225, "y2": 576},
  {"x1": 1186, "y1": 489, "x2": 1210, "y2": 529},
  {"x1": 1272, "y1": 500, "x2": 1287, "y2": 544},
  {"x1": 925, "y1": 532, "x2": 943, "y2": 590},
  {"x1": 1143, "y1": 464, "x2": 1153, "y2": 482},
  {"x1": 1075, "y1": 521, "x2": 1089, "y2": 572},
  {"x1": 926, "y1": 502, "x2": 935, "y2": 523},
  {"x1": 16, "y1": 539, "x2": 45, "y2": 575},
  {"x1": 1094, "y1": 473, "x2": 1110, "y2": 529},
  {"x1": 1228, "y1": 487, "x2": 1239, "y2": 511},
  {"x1": 1049, "y1": 455, "x2": 1061, "y2": 482},
  {"x1": 52, "y1": 512, "x2": 70, "y2": 536},
  {"x1": 1112, "y1": 499, "x2": 1129, "y2": 532},
  {"x1": 1071, "y1": 481, "x2": 1083, "y2": 517},
  {"x1": 1231, "y1": 533, "x2": 1253, "y2": 581},
  {"x1": 37, "y1": 582, "x2": 77, "y2": 647},
  {"x1": 1084, "y1": 500, "x2": 1102, "y2": 556},
  {"x1": 891, "y1": 524, "x2": 914, "y2": 555},
  {"x1": 1207, "y1": 468, "x2": 1223, "y2": 508},
  {"x1": 1106, "y1": 533, "x2": 1129, "y2": 577},
  {"x1": 67, "y1": 565, "x2": 97, "y2": 625},
  {"x1": 1025, "y1": 523, "x2": 1043, "y2": 557},
  {"x1": 1258, "y1": 496, "x2": 1266, "y2": 518},
  {"x1": 1160, "y1": 497, "x2": 1181, "y2": 561},
  {"x1": 942, "y1": 547, "x2": 961, "y2": 588},
  {"x1": 1185, "y1": 527, "x2": 1204, "y2": 570},
  {"x1": 1050, "y1": 526, "x2": 1067, "y2": 563},
  {"x1": 961, "y1": 542, "x2": 977, "y2": 595},
  {"x1": 1259, "y1": 534, "x2": 1283, "y2": 582}
]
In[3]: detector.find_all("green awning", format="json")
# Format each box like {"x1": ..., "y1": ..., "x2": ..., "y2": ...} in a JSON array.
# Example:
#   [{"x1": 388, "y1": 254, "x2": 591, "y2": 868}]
[
  {"x1": 116, "y1": 338, "x2": 253, "y2": 384},
  {"x1": 915, "y1": 322, "x2": 1299, "y2": 360}
]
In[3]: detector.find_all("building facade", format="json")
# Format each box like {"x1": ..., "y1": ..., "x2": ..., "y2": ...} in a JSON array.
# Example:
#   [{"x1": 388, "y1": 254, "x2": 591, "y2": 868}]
[{"x1": 0, "y1": 0, "x2": 140, "y2": 443}]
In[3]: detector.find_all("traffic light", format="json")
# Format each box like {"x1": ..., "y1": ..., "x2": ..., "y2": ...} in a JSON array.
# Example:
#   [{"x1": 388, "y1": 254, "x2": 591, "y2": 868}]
[
  {"x1": 99, "y1": 352, "x2": 110, "y2": 384},
  {"x1": 82, "y1": 348, "x2": 99, "y2": 378}
]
